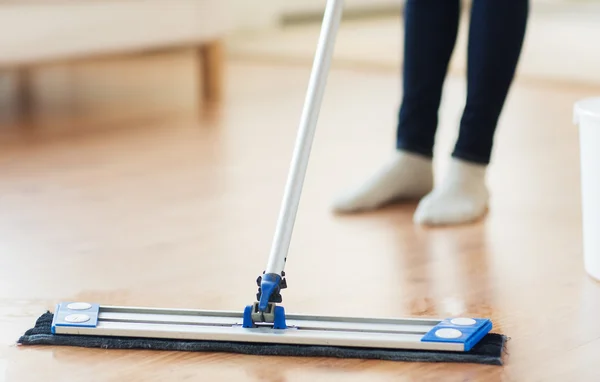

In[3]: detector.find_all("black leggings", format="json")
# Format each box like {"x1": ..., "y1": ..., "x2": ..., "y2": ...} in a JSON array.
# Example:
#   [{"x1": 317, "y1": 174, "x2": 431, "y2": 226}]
[{"x1": 396, "y1": 0, "x2": 529, "y2": 164}]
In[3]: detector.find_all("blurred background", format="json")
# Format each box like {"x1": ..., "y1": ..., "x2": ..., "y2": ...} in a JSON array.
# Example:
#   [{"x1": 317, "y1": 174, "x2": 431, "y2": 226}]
[
  {"x1": 2, "y1": 3, "x2": 600, "y2": 379},
  {"x1": 1, "y1": 0, "x2": 599, "y2": 140}
]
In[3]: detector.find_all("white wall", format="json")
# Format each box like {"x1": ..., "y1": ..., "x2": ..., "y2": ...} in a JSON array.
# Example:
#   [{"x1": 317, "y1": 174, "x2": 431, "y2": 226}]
[{"x1": 226, "y1": 0, "x2": 281, "y2": 30}]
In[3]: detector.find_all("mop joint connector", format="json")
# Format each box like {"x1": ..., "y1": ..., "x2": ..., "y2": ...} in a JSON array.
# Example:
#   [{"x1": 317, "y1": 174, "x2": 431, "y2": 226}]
[
  {"x1": 255, "y1": 271, "x2": 287, "y2": 311},
  {"x1": 242, "y1": 271, "x2": 288, "y2": 329}
]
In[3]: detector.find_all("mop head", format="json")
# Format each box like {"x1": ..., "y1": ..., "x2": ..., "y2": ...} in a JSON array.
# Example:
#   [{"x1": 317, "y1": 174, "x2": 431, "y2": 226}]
[{"x1": 17, "y1": 311, "x2": 507, "y2": 365}]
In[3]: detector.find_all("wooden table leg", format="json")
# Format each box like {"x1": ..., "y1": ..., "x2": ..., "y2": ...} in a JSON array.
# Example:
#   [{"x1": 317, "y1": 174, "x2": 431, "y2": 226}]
[
  {"x1": 198, "y1": 40, "x2": 224, "y2": 105},
  {"x1": 15, "y1": 67, "x2": 34, "y2": 116}
]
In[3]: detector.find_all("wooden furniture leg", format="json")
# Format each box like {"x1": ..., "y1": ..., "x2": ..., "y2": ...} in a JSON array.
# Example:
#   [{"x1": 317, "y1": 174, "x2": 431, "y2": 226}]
[
  {"x1": 15, "y1": 67, "x2": 34, "y2": 116},
  {"x1": 198, "y1": 40, "x2": 224, "y2": 105}
]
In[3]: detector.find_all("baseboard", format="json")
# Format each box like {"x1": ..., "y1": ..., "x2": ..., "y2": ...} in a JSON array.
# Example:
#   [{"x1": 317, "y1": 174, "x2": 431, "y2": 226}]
[
  {"x1": 280, "y1": 0, "x2": 600, "y2": 25},
  {"x1": 280, "y1": 4, "x2": 400, "y2": 25}
]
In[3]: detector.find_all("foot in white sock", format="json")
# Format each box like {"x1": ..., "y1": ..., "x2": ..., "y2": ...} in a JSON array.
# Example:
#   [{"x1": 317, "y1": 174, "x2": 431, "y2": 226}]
[
  {"x1": 413, "y1": 158, "x2": 489, "y2": 225},
  {"x1": 332, "y1": 150, "x2": 433, "y2": 213}
]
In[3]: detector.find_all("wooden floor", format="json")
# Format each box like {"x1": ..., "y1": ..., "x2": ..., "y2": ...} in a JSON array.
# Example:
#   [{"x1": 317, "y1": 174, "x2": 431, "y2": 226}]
[{"x1": 2, "y1": 51, "x2": 600, "y2": 381}]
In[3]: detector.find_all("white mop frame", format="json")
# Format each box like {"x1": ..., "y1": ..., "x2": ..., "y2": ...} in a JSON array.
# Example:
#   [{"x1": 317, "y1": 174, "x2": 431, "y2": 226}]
[
  {"x1": 52, "y1": 0, "x2": 493, "y2": 353},
  {"x1": 51, "y1": 303, "x2": 492, "y2": 352}
]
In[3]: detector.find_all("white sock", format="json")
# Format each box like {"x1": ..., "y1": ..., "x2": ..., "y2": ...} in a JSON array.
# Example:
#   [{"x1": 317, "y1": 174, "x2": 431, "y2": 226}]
[
  {"x1": 413, "y1": 157, "x2": 489, "y2": 225},
  {"x1": 332, "y1": 150, "x2": 433, "y2": 213}
]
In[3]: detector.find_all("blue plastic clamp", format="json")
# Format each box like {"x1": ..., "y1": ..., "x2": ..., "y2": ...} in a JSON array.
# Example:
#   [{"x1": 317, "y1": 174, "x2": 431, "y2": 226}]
[
  {"x1": 258, "y1": 273, "x2": 282, "y2": 312},
  {"x1": 273, "y1": 305, "x2": 287, "y2": 329},
  {"x1": 420, "y1": 317, "x2": 492, "y2": 351},
  {"x1": 51, "y1": 302, "x2": 100, "y2": 334},
  {"x1": 241, "y1": 303, "x2": 287, "y2": 329},
  {"x1": 242, "y1": 305, "x2": 254, "y2": 328}
]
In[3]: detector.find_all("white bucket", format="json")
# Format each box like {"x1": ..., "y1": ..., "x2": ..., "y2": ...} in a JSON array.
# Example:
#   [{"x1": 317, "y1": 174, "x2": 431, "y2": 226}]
[{"x1": 573, "y1": 97, "x2": 600, "y2": 281}]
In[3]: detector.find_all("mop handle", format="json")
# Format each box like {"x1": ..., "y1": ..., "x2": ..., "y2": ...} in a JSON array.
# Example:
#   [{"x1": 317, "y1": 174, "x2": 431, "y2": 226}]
[{"x1": 264, "y1": 0, "x2": 344, "y2": 275}]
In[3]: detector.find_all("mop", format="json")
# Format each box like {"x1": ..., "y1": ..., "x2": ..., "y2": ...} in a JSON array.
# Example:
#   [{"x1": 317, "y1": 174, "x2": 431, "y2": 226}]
[{"x1": 17, "y1": 0, "x2": 507, "y2": 365}]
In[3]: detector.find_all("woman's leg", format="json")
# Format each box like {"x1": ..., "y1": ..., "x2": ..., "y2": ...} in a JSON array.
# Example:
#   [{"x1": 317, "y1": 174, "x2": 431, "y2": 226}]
[
  {"x1": 396, "y1": 0, "x2": 462, "y2": 157},
  {"x1": 454, "y1": 0, "x2": 529, "y2": 164},
  {"x1": 333, "y1": 0, "x2": 461, "y2": 213},
  {"x1": 414, "y1": 0, "x2": 529, "y2": 225}
]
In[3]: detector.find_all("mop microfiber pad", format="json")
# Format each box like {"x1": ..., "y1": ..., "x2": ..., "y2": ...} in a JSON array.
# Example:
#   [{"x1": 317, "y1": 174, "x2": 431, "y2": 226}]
[{"x1": 17, "y1": 312, "x2": 507, "y2": 365}]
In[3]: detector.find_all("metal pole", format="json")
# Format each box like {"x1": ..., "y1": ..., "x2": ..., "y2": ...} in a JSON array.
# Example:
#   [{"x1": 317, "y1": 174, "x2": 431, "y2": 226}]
[{"x1": 264, "y1": 0, "x2": 344, "y2": 276}]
